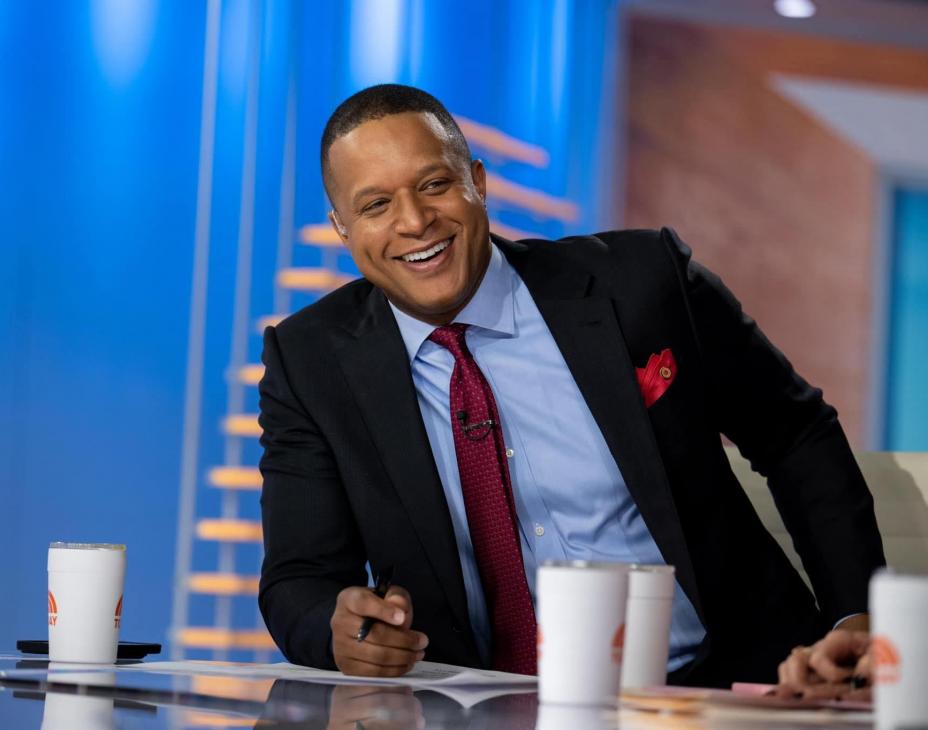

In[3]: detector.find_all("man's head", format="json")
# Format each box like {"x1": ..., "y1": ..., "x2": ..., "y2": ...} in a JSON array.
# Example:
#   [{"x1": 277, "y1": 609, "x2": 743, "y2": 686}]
[{"x1": 320, "y1": 84, "x2": 491, "y2": 326}]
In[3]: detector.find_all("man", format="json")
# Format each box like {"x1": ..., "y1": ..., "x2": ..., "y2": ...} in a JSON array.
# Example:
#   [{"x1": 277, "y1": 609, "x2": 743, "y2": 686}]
[{"x1": 258, "y1": 84, "x2": 884, "y2": 686}]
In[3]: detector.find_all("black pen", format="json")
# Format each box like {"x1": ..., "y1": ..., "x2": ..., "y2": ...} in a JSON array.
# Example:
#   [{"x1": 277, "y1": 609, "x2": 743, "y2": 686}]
[{"x1": 356, "y1": 566, "x2": 395, "y2": 642}]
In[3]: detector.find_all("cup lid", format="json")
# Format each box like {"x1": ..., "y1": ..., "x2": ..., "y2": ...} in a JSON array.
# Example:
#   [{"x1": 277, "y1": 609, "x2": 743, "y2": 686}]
[
  {"x1": 541, "y1": 559, "x2": 631, "y2": 570},
  {"x1": 628, "y1": 563, "x2": 675, "y2": 574},
  {"x1": 49, "y1": 542, "x2": 126, "y2": 551}
]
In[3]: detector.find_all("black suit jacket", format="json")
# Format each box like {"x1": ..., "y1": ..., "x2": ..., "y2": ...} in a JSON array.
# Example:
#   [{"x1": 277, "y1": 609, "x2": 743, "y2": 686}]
[{"x1": 258, "y1": 228, "x2": 884, "y2": 686}]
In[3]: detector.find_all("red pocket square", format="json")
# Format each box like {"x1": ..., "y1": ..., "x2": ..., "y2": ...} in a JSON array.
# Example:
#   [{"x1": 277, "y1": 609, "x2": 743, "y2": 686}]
[{"x1": 636, "y1": 348, "x2": 677, "y2": 408}]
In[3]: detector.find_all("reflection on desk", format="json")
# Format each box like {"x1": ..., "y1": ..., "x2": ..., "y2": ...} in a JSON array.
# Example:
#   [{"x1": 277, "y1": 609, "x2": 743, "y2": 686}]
[{"x1": 0, "y1": 655, "x2": 872, "y2": 729}]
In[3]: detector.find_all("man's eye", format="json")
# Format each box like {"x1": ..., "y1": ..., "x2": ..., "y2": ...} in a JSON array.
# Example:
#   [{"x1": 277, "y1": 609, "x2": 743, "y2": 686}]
[
  {"x1": 362, "y1": 200, "x2": 387, "y2": 214},
  {"x1": 423, "y1": 179, "x2": 450, "y2": 192}
]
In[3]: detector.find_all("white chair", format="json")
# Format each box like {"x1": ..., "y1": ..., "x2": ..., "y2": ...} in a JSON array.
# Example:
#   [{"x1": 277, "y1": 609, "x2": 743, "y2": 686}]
[{"x1": 727, "y1": 447, "x2": 928, "y2": 587}]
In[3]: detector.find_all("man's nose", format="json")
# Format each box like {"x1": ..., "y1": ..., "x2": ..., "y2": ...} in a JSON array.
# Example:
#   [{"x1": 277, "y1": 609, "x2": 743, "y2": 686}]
[{"x1": 393, "y1": 191, "x2": 435, "y2": 236}]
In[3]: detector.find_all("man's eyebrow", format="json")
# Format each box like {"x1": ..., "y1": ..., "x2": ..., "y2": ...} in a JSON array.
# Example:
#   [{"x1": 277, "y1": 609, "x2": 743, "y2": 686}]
[
  {"x1": 350, "y1": 163, "x2": 452, "y2": 208},
  {"x1": 351, "y1": 185, "x2": 386, "y2": 207}
]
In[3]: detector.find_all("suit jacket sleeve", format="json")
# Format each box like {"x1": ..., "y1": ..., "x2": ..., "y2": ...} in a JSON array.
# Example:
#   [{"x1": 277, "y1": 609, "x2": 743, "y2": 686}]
[
  {"x1": 258, "y1": 325, "x2": 367, "y2": 668},
  {"x1": 657, "y1": 227, "x2": 885, "y2": 627}
]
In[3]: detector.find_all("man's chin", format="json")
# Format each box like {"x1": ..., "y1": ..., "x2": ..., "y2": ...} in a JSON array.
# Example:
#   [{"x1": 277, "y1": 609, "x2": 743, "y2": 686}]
[{"x1": 393, "y1": 297, "x2": 467, "y2": 326}]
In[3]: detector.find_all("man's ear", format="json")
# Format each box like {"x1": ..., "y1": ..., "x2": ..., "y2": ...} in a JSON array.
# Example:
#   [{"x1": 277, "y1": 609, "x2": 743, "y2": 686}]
[
  {"x1": 328, "y1": 210, "x2": 349, "y2": 243},
  {"x1": 470, "y1": 158, "x2": 487, "y2": 203}
]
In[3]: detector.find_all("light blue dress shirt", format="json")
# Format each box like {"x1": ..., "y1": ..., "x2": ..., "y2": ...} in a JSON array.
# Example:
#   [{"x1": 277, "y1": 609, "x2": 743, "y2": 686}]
[{"x1": 389, "y1": 243, "x2": 706, "y2": 671}]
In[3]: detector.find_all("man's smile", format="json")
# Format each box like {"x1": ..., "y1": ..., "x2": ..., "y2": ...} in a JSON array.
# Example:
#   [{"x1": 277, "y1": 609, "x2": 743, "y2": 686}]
[{"x1": 393, "y1": 235, "x2": 455, "y2": 272}]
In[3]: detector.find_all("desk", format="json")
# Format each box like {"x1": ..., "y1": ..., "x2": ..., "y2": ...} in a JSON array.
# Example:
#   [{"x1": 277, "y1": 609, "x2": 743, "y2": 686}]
[{"x1": 0, "y1": 654, "x2": 872, "y2": 729}]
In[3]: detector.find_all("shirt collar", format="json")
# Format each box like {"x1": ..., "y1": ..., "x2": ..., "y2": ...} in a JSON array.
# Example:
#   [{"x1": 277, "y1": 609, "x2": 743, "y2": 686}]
[{"x1": 390, "y1": 242, "x2": 516, "y2": 362}]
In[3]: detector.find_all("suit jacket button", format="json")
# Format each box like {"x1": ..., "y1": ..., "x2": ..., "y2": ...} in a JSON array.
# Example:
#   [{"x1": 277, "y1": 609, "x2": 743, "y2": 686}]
[{"x1": 451, "y1": 622, "x2": 463, "y2": 633}]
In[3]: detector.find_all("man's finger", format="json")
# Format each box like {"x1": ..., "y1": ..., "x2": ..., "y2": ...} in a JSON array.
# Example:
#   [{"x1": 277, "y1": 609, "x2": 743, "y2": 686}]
[
  {"x1": 806, "y1": 631, "x2": 868, "y2": 683},
  {"x1": 333, "y1": 631, "x2": 425, "y2": 668},
  {"x1": 338, "y1": 656, "x2": 421, "y2": 678},
  {"x1": 359, "y1": 623, "x2": 429, "y2": 652},
  {"x1": 341, "y1": 587, "x2": 407, "y2": 627},
  {"x1": 331, "y1": 607, "x2": 428, "y2": 649},
  {"x1": 780, "y1": 646, "x2": 812, "y2": 690},
  {"x1": 384, "y1": 586, "x2": 413, "y2": 630},
  {"x1": 353, "y1": 642, "x2": 425, "y2": 667},
  {"x1": 854, "y1": 651, "x2": 871, "y2": 680}
]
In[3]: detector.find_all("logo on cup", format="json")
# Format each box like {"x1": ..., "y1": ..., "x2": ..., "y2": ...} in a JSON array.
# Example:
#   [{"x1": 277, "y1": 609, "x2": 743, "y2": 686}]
[
  {"x1": 114, "y1": 595, "x2": 123, "y2": 629},
  {"x1": 872, "y1": 634, "x2": 901, "y2": 685},
  {"x1": 611, "y1": 623, "x2": 625, "y2": 664},
  {"x1": 47, "y1": 591, "x2": 58, "y2": 627},
  {"x1": 536, "y1": 626, "x2": 543, "y2": 661}
]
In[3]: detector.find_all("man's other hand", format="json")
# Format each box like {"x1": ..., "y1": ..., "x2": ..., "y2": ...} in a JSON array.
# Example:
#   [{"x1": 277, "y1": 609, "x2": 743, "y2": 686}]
[
  {"x1": 775, "y1": 629, "x2": 871, "y2": 701},
  {"x1": 331, "y1": 585, "x2": 430, "y2": 677}
]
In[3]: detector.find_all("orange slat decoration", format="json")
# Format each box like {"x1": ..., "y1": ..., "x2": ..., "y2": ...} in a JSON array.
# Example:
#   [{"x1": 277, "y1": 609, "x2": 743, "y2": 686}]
[{"x1": 196, "y1": 519, "x2": 263, "y2": 543}]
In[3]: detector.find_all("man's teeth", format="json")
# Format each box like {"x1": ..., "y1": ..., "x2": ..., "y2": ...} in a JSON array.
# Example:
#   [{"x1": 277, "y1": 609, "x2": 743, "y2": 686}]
[{"x1": 401, "y1": 238, "x2": 451, "y2": 262}]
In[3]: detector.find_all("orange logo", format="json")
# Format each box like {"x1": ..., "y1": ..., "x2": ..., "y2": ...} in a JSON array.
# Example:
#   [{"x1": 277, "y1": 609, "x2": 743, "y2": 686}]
[
  {"x1": 47, "y1": 591, "x2": 58, "y2": 627},
  {"x1": 611, "y1": 623, "x2": 625, "y2": 664},
  {"x1": 872, "y1": 634, "x2": 901, "y2": 685},
  {"x1": 536, "y1": 626, "x2": 543, "y2": 661},
  {"x1": 114, "y1": 595, "x2": 123, "y2": 629}
]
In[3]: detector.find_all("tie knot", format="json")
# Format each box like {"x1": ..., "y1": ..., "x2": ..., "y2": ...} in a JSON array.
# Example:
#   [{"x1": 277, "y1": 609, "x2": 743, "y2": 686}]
[{"x1": 428, "y1": 323, "x2": 470, "y2": 360}]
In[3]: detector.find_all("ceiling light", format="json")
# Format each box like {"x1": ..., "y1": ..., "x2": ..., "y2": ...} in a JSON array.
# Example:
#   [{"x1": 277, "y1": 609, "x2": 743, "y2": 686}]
[{"x1": 774, "y1": 0, "x2": 817, "y2": 19}]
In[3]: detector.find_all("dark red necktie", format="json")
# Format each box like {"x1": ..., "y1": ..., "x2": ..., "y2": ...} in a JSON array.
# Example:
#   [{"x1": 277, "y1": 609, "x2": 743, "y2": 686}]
[{"x1": 428, "y1": 324, "x2": 537, "y2": 675}]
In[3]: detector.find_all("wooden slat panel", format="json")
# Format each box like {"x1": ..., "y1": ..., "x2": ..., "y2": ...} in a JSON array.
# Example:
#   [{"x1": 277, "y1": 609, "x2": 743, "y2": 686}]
[
  {"x1": 299, "y1": 223, "x2": 341, "y2": 246},
  {"x1": 256, "y1": 314, "x2": 285, "y2": 332},
  {"x1": 189, "y1": 573, "x2": 260, "y2": 596},
  {"x1": 182, "y1": 712, "x2": 258, "y2": 728},
  {"x1": 196, "y1": 519, "x2": 262, "y2": 543},
  {"x1": 276, "y1": 268, "x2": 354, "y2": 292},
  {"x1": 222, "y1": 415, "x2": 261, "y2": 437},
  {"x1": 455, "y1": 115, "x2": 549, "y2": 168},
  {"x1": 485, "y1": 172, "x2": 579, "y2": 222},
  {"x1": 190, "y1": 675, "x2": 274, "y2": 701},
  {"x1": 177, "y1": 627, "x2": 276, "y2": 650},
  {"x1": 208, "y1": 467, "x2": 262, "y2": 490},
  {"x1": 489, "y1": 219, "x2": 541, "y2": 242},
  {"x1": 235, "y1": 364, "x2": 265, "y2": 385}
]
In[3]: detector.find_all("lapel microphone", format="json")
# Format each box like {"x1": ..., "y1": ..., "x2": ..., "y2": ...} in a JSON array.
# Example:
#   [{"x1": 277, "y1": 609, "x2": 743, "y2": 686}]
[{"x1": 456, "y1": 409, "x2": 496, "y2": 440}]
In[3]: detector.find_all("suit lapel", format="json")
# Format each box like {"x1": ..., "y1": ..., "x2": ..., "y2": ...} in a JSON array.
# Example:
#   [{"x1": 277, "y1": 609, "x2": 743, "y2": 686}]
[
  {"x1": 331, "y1": 288, "x2": 473, "y2": 636},
  {"x1": 501, "y1": 239, "x2": 705, "y2": 622}
]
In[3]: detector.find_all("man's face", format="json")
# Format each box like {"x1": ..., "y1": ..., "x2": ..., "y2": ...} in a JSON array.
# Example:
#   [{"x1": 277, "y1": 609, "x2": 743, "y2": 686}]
[{"x1": 326, "y1": 112, "x2": 490, "y2": 325}]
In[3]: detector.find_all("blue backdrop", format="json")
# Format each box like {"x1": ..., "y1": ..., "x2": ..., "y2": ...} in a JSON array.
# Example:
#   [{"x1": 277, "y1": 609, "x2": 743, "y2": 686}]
[
  {"x1": 0, "y1": 0, "x2": 623, "y2": 655},
  {"x1": 885, "y1": 187, "x2": 928, "y2": 450}
]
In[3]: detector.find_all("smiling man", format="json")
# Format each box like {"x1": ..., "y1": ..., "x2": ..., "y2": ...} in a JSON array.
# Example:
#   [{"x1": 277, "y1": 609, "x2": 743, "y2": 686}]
[
  {"x1": 323, "y1": 108, "x2": 491, "y2": 327},
  {"x1": 257, "y1": 84, "x2": 884, "y2": 685}
]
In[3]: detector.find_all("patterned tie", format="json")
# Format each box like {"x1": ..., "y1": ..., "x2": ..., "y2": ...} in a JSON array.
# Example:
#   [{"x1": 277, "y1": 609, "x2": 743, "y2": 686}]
[{"x1": 428, "y1": 324, "x2": 537, "y2": 675}]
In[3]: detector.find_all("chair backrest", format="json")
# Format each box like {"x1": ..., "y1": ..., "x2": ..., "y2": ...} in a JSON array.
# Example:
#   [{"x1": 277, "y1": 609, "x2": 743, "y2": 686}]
[{"x1": 727, "y1": 447, "x2": 928, "y2": 589}]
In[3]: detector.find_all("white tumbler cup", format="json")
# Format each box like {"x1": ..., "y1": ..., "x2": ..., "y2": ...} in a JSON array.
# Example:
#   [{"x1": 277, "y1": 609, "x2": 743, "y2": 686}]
[
  {"x1": 871, "y1": 570, "x2": 928, "y2": 729},
  {"x1": 537, "y1": 560, "x2": 630, "y2": 705},
  {"x1": 47, "y1": 543, "x2": 126, "y2": 664},
  {"x1": 620, "y1": 564, "x2": 675, "y2": 689}
]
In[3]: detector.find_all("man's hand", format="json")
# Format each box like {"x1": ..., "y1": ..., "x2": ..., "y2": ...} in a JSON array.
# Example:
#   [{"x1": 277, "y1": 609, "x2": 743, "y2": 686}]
[
  {"x1": 330, "y1": 585, "x2": 429, "y2": 677},
  {"x1": 326, "y1": 685, "x2": 425, "y2": 730},
  {"x1": 776, "y1": 629, "x2": 871, "y2": 701}
]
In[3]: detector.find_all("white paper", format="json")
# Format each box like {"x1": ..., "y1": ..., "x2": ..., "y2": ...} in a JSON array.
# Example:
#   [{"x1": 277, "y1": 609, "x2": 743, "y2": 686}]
[
  {"x1": 415, "y1": 684, "x2": 537, "y2": 710},
  {"x1": 121, "y1": 659, "x2": 536, "y2": 688}
]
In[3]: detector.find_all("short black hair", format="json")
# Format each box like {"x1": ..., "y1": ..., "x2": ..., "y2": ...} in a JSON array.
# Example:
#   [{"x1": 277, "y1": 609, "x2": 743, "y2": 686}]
[{"x1": 320, "y1": 84, "x2": 472, "y2": 203}]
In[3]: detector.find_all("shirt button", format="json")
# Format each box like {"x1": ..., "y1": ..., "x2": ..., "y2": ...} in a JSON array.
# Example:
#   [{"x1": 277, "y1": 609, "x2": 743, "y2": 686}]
[
  {"x1": 534, "y1": 524, "x2": 545, "y2": 537},
  {"x1": 505, "y1": 448, "x2": 514, "y2": 458}
]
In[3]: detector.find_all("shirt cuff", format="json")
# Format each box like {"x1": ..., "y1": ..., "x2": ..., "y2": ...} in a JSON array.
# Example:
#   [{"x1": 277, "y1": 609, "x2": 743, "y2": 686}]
[{"x1": 833, "y1": 612, "x2": 866, "y2": 630}]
